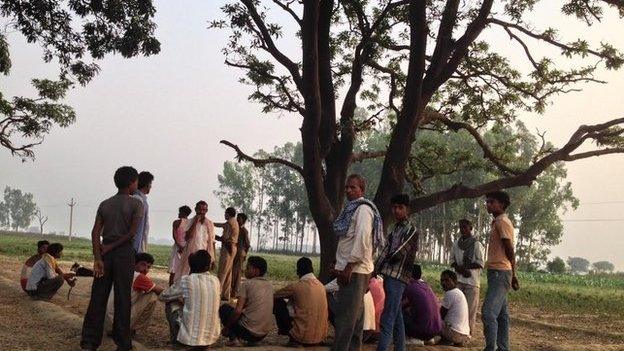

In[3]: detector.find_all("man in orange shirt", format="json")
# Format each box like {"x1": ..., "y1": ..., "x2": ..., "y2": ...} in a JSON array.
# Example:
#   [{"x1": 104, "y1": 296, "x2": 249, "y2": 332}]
[{"x1": 482, "y1": 191, "x2": 520, "y2": 351}]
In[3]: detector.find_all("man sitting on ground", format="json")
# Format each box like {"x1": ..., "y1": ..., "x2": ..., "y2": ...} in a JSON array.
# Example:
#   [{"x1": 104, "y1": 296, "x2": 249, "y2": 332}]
[
  {"x1": 20, "y1": 240, "x2": 49, "y2": 291},
  {"x1": 402, "y1": 264, "x2": 442, "y2": 345},
  {"x1": 25, "y1": 243, "x2": 75, "y2": 299},
  {"x1": 273, "y1": 257, "x2": 328, "y2": 346},
  {"x1": 106, "y1": 252, "x2": 164, "y2": 335},
  {"x1": 220, "y1": 256, "x2": 273, "y2": 346},
  {"x1": 439, "y1": 270, "x2": 471, "y2": 346},
  {"x1": 160, "y1": 250, "x2": 221, "y2": 347}
]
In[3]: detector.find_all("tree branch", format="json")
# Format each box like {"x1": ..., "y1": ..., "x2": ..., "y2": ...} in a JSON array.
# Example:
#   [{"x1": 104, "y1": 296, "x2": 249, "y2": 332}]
[
  {"x1": 220, "y1": 140, "x2": 304, "y2": 175},
  {"x1": 351, "y1": 150, "x2": 386, "y2": 163},
  {"x1": 272, "y1": 0, "x2": 303, "y2": 26}
]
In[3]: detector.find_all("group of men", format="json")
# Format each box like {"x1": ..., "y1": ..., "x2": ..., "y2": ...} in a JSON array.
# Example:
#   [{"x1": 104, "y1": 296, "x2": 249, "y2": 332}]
[
  {"x1": 329, "y1": 174, "x2": 519, "y2": 351},
  {"x1": 19, "y1": 167, "x2": 518, "y2": 351}
]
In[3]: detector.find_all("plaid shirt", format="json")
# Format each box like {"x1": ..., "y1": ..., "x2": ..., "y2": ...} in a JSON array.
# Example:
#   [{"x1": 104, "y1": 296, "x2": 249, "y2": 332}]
[{"x1": 375, "y1": 220, "x2": 419, "y2": 284}]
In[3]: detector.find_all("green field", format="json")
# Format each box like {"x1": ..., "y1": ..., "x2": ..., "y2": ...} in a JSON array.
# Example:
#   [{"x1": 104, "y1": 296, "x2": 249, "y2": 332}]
[{"x1": 2, "y1": 231, "x2": 623, "y2": 317}]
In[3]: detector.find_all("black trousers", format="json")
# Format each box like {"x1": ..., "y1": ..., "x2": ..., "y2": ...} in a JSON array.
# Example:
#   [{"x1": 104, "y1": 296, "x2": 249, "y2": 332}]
[
  {"x1": 219, "y1": 304, "x2": 266, "y2": 343},
  {"x1": 27, "y1": 275, "x2": 64, "y2": 300},
  {"x1": 80, "y1": 244, "x2": 135, "y2": 350},
  {"x1": 273, "y1": 298, "x2": 293, "y2": 336}
]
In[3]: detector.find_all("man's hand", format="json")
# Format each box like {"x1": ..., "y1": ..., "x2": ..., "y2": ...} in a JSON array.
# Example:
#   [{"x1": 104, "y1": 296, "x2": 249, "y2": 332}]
[
  {"x1": 101, "y1": 244, "x2": 112, "y2": 256},
  {"x1": 511, "y1": 275, "x2": 520, "y2": 291},
  {"x1": 93, "y1": 260, "x2": 105, "y2": 278}
]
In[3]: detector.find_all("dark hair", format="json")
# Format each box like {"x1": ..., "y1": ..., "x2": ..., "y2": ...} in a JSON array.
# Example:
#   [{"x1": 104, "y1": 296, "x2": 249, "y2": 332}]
[
  {"x1": 441, "y1": 269, "x2": 458, "y2": 282},
  {"x1": 114, "y1": 166, "x2": 139, "y2": 189},
  {"x1": 346, "y1": 174, "x2": 366, "y2": 192},
  {"x1": 411, "y1": 264, "x2": 422, "y2": 280},
  {"x1": 46, "y1": 243, "x2": 63, "y2": 257},
  {"x1": 486, "y1": 191, "x2": 511, "y2": 209},
  {"x1": 138, "y1": 171, "x2": 154, "y2": 189},
  {"x1": 135, "y1": 252, "x2": 154, "y2": 265},
  {"x1": 296, "y1": 257, "x2": 314, "y2": 276},
  {"x1": 391, "y1": 194, "x2": 410, "y2": 206},
  {"x1": 189, "y1": 250, "x2": 211, "y2": 273},
  {"x1": 196, "y1": 200, "x2": 207, "y2": 208},
  {"x1": 247, "y1": 256, "x2": 267, "y2": 276},
  {"x1": 237, "y1": 213, "x2": 248, "y2": 223},
  {"x1": 225, "y1": 207, "x2": 236, "y2": 217},
  {"x1": 179, "y1": 205, "x2": 192, "y2": 217},
  {"x1": 458, "y1": 219, "x2": 473, "y2": 229},
  {"x1": 37, "y1": 240, "x2": 50, "y2": 249}
]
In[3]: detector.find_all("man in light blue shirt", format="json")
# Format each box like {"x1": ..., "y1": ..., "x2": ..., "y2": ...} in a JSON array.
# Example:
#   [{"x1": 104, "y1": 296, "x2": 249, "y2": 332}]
[{"x1": 133, "y1": 171, "x2": 153, "y2": 253}]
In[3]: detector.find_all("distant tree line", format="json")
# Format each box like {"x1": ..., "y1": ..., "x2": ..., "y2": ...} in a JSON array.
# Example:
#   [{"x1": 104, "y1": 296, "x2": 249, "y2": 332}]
[
  {"x1": 0, "y1": 186, "x2": 45, "y2": 233},
  {"x1": 546, "y1": 256, "x2": 617, "y2": 274}
]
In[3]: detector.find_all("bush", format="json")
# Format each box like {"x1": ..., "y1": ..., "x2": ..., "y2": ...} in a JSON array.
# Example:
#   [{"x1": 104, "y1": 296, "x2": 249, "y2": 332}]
[{"x1": 547, "y1": 257, "x2": 566, "y2": 274}]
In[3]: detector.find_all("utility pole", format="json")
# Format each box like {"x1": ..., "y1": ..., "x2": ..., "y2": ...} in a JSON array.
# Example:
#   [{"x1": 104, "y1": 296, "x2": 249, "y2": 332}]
[{"x1": 68, "y1": 198, "x2": 76, "y2": 241}]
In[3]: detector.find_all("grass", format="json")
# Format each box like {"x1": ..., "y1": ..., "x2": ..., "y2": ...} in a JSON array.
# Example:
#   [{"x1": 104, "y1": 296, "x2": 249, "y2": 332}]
[{"x1": 2, "y1": 231, "x2": 623, "y2": 318}]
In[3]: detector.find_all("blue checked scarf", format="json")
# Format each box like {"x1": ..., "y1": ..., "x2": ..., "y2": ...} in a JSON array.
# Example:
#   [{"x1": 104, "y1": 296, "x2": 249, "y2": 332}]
[{"x1": 333, "y1": 198, "x2": 385, "y2": 248}]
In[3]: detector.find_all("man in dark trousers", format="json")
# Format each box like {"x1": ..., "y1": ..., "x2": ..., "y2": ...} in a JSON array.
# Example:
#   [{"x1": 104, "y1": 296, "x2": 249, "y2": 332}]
[{"x1": 80, "y1": 166, "x2": 144, "y2": 351}]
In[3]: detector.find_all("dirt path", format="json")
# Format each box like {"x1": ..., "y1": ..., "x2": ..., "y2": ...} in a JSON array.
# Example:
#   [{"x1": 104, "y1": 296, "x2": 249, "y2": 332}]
[{"x1": 1, "y1": 255, "x2": 623, "y2": 351}]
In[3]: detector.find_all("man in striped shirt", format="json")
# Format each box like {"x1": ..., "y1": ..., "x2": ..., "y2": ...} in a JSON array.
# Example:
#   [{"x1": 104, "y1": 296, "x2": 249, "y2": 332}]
[{"x1": 374, "y1": 194, "x2": 419, "y2": 351}]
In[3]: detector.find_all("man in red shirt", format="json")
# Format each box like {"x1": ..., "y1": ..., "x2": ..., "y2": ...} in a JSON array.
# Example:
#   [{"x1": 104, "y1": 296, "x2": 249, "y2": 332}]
[{"x1": 106, "y1": 252, "x2": 164, "y2": 334}]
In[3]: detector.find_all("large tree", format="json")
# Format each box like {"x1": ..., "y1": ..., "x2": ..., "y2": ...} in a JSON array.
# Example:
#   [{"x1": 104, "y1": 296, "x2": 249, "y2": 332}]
[
  {"x1": 2, "y1": 186, "x2": 36, "y2": 231},
  {"x1": 212, "y1": 0, "x2": 624, "y2": 278},
  {"x1": 0, "y1": 0, "x2": 160, "y2": 158}
]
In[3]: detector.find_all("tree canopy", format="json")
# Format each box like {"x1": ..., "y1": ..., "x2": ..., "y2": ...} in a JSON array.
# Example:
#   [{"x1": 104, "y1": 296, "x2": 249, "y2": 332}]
[
  {"x1": 212, "y1": 0, "x2": 624, "y2": 277},
  {"x1": 1, "y1": 186, "x2": 37, "y2": 231},
  {"x1": 0, "y1": 0, "x2": 160, "y2": 158}
]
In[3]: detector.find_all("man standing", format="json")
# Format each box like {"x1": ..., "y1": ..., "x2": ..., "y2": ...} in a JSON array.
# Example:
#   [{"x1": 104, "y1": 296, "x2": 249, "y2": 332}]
[
  {"x1": 450, "y1": 219, "x2": 484, "y2": 336},
  {"x1": 174, "y1": 201, "x2": 215, "y2": 282},
  {"x1": 482, "y1": 191, "x2": 520, "y2": 351},
  {"x1": 231, "y1": 213, "x2": 250, "y2": 299},
  {"x1": 331, "y1": 174, "x2": 384, "y2": 351},
  {"x1": 81, "y1": 166, "x2": 144, "y2": 351},
  {"x1": 375, "y1": 194, "x2": 419, "y2": 351},
  {"x1": 215, "y1": 207, "x2": 239, "y2": 301},
  {"x1": 133, "y1": 171, "x2": 153, "y2": 253}
]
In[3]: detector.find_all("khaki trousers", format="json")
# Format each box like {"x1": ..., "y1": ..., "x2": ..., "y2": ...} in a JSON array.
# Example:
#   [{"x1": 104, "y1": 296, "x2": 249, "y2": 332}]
[
  {"x1": 458, "y1": 282, "x2": 480, "y2": 336},
  {"x1": 231, "y1": 252, "x2": 246, "y2": 298},
  {"x1": 217, "y1": 246, "x2": 237, "y2": 300},
  {"x1": 131, "y1": 292, "x2": 158, "y2": 331}
]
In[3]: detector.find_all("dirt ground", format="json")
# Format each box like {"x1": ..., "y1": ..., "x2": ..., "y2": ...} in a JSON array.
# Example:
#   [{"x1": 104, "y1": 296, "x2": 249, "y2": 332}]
[{"x1": 1, "y1": 255, "x2": 623, "y2": 351}]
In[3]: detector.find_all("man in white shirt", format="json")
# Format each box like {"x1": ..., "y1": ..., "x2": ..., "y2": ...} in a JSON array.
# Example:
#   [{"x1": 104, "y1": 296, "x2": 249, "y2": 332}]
[
  {"x1": 439, "y1": 270, "x2": 470, "y2": 346},
  {"x1": 330, "y1": 174, "x2": 384, "y2": 351},
  {"x1": 450, "y1": 219, "x2": 484, "y2": 336},
  {"x1": 160, "y1": 250, "x2": 221, "y2": 347}
]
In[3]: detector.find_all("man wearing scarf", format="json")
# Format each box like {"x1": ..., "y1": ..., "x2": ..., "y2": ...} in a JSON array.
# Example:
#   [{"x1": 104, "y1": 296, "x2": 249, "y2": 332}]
[
  {"x1": 331, "y1": 174, "x2": 384, "y2": 351},
  {"x1": 450, "y1": 219, "x2": 484, "y2": 337}
]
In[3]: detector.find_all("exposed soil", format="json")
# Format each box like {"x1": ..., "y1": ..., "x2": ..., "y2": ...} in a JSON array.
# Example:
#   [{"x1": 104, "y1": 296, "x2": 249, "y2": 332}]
[{"x1": 0, "y1": 255, "x2": 622, "y2": 351}]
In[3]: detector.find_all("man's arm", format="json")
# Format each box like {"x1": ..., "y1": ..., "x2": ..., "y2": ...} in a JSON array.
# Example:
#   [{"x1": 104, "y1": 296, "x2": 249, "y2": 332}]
[
  {"x1": 502, "y1": 238, "x2": 519, "y2": 290},
  {"x1": 440, "y1": 306, "x2": 449, "y2": 320},
  {"x1": 273, "y1": 283, "x2": 296, "y2": 299},
  {"x1": 101, "y1": 212, "x2": 142, "y2": 255},
  {"x1": 159, "y1": 283, "x2": 183, "y2": 302},
  {"x1": 224, "y1": 296, "x2": 245, "y2": 332},
  {"x1": 91, "y1": 216, "x2": 104, "y2": 278},
  {"x1": 214, "y1": 222, "x2": 226, "y2": 228}
]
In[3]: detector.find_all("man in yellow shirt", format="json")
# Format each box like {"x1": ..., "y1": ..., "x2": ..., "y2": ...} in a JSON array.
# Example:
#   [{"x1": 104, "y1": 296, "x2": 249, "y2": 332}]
[{"x1": 482, "y1": 191, "x2": 520, "y2": 351}]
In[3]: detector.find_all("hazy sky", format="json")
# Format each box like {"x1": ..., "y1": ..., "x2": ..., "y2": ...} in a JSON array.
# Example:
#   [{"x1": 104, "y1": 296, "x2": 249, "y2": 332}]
[{"x1": 1, "y1": 1, "x2": 623, "y2": 270}]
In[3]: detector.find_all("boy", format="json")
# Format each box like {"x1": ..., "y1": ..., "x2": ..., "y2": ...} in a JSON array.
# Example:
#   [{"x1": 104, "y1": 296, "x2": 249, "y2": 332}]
[
  {"x1": 20, "y1": 240, "x2": 49, "y2": 291},
  {"x1": 220, "y1": 256, "x2": 273, "y2": 346},
  {"x1": 440, "y1": 270, "x2": 470, "y2": 346},
  {"x1": 482, "y1": 190, "x2": 519, "y2": 351},
  {"x1": 25, "y1": 243, "x2": 75, "y2": 299},
  {"x1": 80, "y1": 166, "x2": 144, "y2": 351}
]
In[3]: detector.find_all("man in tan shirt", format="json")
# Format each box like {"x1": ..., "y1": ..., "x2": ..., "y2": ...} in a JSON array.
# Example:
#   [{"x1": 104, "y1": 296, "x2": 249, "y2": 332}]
[
  {"x1": 482, "y1": 191, "x2": 520, "y2": 351},
  {"x1": 274, "y1": 257, "x2": 328, "y2": 346},
  {"x1": 215, "y1": 207, "x2": 239, "y2": 300}
]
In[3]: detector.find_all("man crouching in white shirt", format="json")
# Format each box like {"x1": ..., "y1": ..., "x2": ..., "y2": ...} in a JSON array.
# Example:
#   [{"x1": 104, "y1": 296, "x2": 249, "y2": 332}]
[{"x1": 439, "y1": 270, "x2": 471, "y2": 346}]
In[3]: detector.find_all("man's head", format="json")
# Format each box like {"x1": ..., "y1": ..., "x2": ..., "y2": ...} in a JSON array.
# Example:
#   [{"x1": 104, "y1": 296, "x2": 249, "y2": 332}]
[
  {"x1": 391, "y1": 194, "x2": 410, "y2": 221},
  {"x1": 345, "y1": 174, "x2": 366, "y2": 201},
  {"x1": 114, "y1": 166, "x2": 139, "y2": 192},
  {"x1": 458, "y1": 219, "x2": 473, "y2": 237},
  {"x1": 411, "y1": 264, "x2": 422, "y2": 280},
  {"x1": 135, "y1": 252, "x2": 155, "y2": 275},
  {"x1": 189, "y1": 250, "x2": 211, "y2": 274},
  {"x1": 225, "y1": 207, "x2": 236, "y2": 220},
  {"x1": 37, "y1": 240, "x2": 50, "y2": 255},
  {"x1": 46, "y1": 243, "x2": 63, "y2": 259},
  {"x1": 138, "y1": 171, "x2": 154, "y2": 194},
  {"x1": 440, "y1": 270, "x2": 458, "y2": 291},
  {"x1": 245, "y1": 256, "x2": 267, "y2": 279},
  {"x1": 485, "y1": 191, "x2": 510, "y2": 215},
  {"x1": 178, "y1": 205, "x2": 192, "y2": 219},
  {"x1": 237, "y1": 213, "x2": 248, "y2": 227},
  {"x1": 195, "y1": 201, "x2": 208, "y2": 217},
  {"x1": 296, "y1": 257, "x2": 314, "y2": 278}
]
